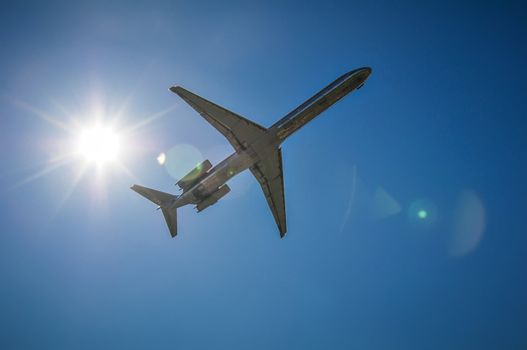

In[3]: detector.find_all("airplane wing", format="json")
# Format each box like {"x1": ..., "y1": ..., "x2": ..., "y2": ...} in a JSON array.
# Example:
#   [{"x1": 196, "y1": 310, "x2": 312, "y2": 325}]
[
  {"x1": 170, "y1": 86, "x2": 267, "y2": 152},
  {"x1": 250, "y1": 149, "x2": 287, "y2": 237}
]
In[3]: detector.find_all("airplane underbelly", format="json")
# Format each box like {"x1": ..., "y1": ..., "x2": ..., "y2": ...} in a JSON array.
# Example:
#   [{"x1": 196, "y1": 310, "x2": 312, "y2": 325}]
[{"x1": 191, "y1": 152, "x2": 253, "y2": 200}]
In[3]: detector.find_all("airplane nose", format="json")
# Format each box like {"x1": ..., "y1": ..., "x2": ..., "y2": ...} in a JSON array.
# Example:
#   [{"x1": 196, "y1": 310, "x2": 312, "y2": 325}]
[
  {"x1": 359, "y1": 66, "x2": 372, "y2": 78},
  {"x1": 347, "y1": 67, "x2": 372, "y2": 91},
  {"x1": 356, "y1": 67, "x2": 372, "y2": 86}
]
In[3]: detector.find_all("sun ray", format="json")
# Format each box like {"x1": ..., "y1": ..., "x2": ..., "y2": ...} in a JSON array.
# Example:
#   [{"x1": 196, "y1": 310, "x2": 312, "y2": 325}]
[
  {"x1": 50, "y1": 99, "x2": 83, "y2": 128},
  {"x1": 123, "y1": 104, "x2": 178, "y2": 135},
  {"x1": 112, "y1": 60, "x2": 155, "y2": 126},
  {"x1": 51, "y1": 162, "x2": 89, "y2": 218},
  {"x1": 115, "y1": 161, "x2": 141, "y2": 182},
  {"x1": 6, "y1": 95, "x2": 73, "y2": 133},
  {"x1": 0, "y1": 151, "x2": 72, "y2": 179},
  {"x1": 9, "y1": 157, "x2": 73, "y2": 190}
]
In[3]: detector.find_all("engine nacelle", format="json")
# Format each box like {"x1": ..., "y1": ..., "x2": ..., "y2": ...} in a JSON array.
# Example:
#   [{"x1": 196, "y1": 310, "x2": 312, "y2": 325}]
[
  {"x1": 196, "y1": 184, "x2": 231, "y2": 212},
  {"x1": 177, "y1": 160, "x2": 212, "y2": 191}
]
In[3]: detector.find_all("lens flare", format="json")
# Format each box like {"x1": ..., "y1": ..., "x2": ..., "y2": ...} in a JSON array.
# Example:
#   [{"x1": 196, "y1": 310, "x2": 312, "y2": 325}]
[
  {"x1": 408, "y1": 199, "x2": 437, "y2": 228},
  {"x1": 449, "y1": 190, "x2": 485, "y2": 257},
  {"x1": 371, "y1": 186, "x2": 402, "y2": 220},
  {"x1": 164, "y1": 144, "x2": 203, "y2": 180},
  {"x1": 157, "y1": 152, "x2": 166, "y2": 165}
]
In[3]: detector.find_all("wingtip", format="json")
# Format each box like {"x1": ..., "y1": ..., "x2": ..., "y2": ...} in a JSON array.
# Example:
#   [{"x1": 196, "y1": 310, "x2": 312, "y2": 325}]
[{"x1": 169, "y1": 86, "x2": 181, "y2": 94}]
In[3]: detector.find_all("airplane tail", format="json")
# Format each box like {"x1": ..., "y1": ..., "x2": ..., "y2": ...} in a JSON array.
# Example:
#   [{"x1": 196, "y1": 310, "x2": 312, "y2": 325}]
[{"x1": 131, "y1": 184, "x2": 178, "y2": 237}]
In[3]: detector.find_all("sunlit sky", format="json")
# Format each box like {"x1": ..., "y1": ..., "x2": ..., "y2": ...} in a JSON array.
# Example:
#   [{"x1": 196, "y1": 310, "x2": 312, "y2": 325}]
[{"x1": 1, "y1": 1, "x2": 526, "y2": 349}]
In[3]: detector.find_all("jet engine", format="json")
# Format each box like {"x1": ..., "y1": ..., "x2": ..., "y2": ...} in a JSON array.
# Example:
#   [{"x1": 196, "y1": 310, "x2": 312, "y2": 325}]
[
  {"x1": 177, "y1": 160, "x2": 212, "y2": 191},
  {"x1": 196, "y1": 184, "x2": 231, "y2": 212}
]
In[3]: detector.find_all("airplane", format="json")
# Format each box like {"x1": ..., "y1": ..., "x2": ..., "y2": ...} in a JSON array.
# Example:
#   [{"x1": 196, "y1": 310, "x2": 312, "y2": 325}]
[{"x1": 131, "y1": 67, "x2": 372, "y2": 238}]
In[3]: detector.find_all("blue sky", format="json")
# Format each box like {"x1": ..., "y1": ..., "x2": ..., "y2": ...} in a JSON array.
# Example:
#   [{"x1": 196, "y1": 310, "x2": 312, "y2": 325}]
[{"x1": 1, "y1": 1, "x2": 526, "y2": 349}]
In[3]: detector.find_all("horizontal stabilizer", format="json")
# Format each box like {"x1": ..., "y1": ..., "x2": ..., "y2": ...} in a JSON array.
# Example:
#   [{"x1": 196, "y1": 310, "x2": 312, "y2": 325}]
[{"x1": 131, "y1": 184, "x2": 176, "y2": 207}]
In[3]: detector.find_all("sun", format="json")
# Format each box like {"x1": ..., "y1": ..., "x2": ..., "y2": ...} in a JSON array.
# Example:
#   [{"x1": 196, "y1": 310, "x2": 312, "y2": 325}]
[
  {"x1": 77, "y1": 125, "x2": 121, "y2": 164},
  {"x1": 8, "y1": 86, "x2": 180, "y2": 215}
]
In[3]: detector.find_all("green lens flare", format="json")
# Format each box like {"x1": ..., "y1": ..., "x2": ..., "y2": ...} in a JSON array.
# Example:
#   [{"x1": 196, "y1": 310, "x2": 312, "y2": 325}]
[{"x1": 408, "y1": 199, "x2": 437, "y2": 228}]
